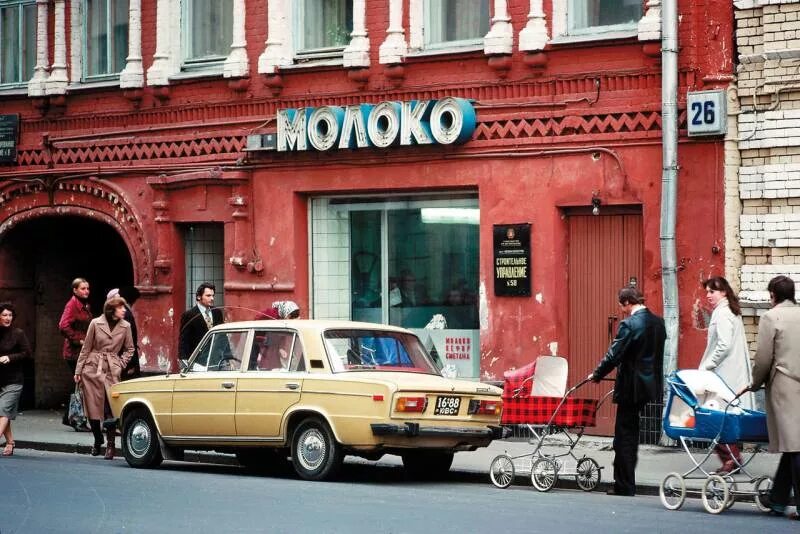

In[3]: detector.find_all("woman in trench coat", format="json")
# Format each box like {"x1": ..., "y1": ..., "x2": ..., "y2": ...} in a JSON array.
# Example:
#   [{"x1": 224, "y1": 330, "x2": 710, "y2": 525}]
[
  {"x1": 74, "y1": 296, "x2": 134, "y2": 459},
  {"x1": 746, "y1": 275, "x2": 800, "y2": 521},
  {"x1": 698, "y1": 277, "x2": 754, "y2": 473}
]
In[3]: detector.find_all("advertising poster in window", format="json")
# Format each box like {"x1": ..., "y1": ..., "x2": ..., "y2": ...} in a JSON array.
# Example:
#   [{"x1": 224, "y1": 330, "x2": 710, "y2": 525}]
[
  {"x1": 493, "y1": 223, "x2": 531, "y2": 297},
  {"x1": 0, "y1": 115, "x2": 19, "y2": 164},
  {"x1": 413, "y1": 328, "x2": 480, "y2": 379}
]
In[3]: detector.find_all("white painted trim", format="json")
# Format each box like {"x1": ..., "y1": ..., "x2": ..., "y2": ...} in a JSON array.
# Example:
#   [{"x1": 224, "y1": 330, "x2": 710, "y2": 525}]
[{"x1": 28, "y1": 0, "x2": 49, "y2": 96}]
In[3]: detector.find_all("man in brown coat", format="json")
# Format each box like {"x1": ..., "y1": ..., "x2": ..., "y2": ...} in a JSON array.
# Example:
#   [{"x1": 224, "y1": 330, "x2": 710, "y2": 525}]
[{"x1": 745, "y1": 275, "x2": 800, "y2": 520}]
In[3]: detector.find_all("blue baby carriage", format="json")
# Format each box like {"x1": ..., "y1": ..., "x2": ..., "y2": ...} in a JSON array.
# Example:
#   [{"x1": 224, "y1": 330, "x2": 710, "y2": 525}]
[{"x1": 659, "y1": 369, "x2": 772, "y2": 514}]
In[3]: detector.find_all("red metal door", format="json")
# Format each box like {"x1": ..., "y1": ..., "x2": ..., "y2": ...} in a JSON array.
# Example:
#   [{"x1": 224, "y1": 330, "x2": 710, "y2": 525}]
[{"x1": 567, "y1": 212, "x2": 642, "y2": 436}]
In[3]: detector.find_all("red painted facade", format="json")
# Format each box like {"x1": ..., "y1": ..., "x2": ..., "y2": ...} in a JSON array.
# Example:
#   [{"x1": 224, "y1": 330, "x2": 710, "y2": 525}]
[{"x1": 0, "y1": 1, "x2": 735, "y2": 407}]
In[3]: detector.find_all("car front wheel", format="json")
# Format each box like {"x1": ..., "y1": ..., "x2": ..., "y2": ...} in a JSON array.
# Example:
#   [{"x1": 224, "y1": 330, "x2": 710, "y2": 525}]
[
  {"x1": 291, "y1": 418, "x2": 343, "y2": 481},
  {"x1": 122, "y1": 408, "x2": 163, "y2": 469},
  {"x1": 401, "y1": 451, "x2": 454, "y2": 479}
]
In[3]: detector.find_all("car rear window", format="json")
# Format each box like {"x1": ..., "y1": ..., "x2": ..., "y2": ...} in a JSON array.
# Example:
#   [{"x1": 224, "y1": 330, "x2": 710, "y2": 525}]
[{"x1": 323, "y1": 329, "x2": 439, "y2": 374}]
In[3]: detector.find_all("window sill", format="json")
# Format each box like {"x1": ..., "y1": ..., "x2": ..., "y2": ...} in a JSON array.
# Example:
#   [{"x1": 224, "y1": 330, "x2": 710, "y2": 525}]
[
  {"x1": 406, "y1": 44, "x2": 485, "y2": 58},
  {"x1": 549, "y1": 30, "x2": 639, "y2": 46},
  {"x1": 169, "y1": 66, "x2": 225, "y2": 81},
  {"x1": 283, "y1": 57, "x2": 345, "y2": 70},
  {"x1": 66, "y1": 79, "x2": 121, "y2": 92},
  {"x1": 0, "y1": 86, "x2": 30, "y2": 96}
]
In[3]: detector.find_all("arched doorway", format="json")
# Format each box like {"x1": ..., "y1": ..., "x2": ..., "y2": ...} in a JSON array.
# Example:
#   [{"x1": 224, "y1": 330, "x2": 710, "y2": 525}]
[{"x1": 0, "y1": 216, "x2": 133, "y2": 409}]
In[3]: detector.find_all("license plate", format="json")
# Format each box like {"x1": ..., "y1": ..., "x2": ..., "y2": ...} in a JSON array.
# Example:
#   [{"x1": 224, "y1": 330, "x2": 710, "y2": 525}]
[{"x1": 434, "y1": 396, "x2": 461, "y2": 416}]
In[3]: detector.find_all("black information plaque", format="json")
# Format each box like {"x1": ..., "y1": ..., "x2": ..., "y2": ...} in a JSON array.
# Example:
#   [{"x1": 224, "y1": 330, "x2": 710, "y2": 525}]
[
  {"x1": 0, "y1": 114, "x2": 19, "y2": 163},
  {"x1": 493, "y1": 223, "x2": 531, "y2": 297}
]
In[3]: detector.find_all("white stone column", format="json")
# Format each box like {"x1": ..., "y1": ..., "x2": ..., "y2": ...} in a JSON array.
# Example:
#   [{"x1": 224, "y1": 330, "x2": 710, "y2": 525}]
[
  {"x1": 27, "y1": 0, "x2": 49, "y2": 96},
  {"x1": 120, "y1": 0, "x2": 144, "y2": 87},
  {"x1": 147, "y1": 0, "x2": 180, "y2": 86},
  {"x1": 259, "y1": 0, "x2": 293, "y2": 74},
  {"x1": 46, "y1": 0, "x2": 68, "y2": 94},
  {"x1": 519, "y1": 0, "x2": 548, "y2": 52},
  {"x1": 408, "y1": 0, "x2": 422, "y2": 50},
  {"x1": 343, "y1": 0, "x2": 369, "y2": 67},
  {"x1": 223, "y1": 0, "x2": 249, "y2": 77},
  {"x1": 380, "y1": 0, "x2": 407, "y2": 64},
  {"x1": 638, "y1": 0, "x2": 661, "y2": 41},
  {"x1": 484, "y1": 0, "x2": 512, "y2": 55}
]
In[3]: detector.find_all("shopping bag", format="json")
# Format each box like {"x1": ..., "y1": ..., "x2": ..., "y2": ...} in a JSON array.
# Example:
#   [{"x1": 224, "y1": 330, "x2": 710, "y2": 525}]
[{"x1": 68, "y1": 385, "x2": 87, "y2": 430}]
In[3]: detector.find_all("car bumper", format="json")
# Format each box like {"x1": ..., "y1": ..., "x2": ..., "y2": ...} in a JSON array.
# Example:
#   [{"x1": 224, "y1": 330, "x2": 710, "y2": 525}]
[{"x1": 371, "y1": 423, "x2": 505, "y2": 439}]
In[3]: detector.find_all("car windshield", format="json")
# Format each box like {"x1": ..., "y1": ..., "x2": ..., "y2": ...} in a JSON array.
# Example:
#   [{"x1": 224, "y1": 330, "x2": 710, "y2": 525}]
[{"x1": 323, "y1": 329, "x2": 440, "y2": 374}]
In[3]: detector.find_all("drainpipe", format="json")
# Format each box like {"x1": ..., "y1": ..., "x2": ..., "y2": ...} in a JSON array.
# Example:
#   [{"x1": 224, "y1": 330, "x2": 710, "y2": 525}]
[{"x1": 660, "y1": 0, "x2": 679, "y2": 432}]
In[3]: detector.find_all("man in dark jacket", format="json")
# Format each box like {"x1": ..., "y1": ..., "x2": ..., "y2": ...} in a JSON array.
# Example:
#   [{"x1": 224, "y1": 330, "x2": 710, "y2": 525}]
[
  {"x1": 588, "y1": 286, "x2": 666, "y2": 496},
  {"x1": 179, "y1": 282, "x2": 224, "y2": 361}
]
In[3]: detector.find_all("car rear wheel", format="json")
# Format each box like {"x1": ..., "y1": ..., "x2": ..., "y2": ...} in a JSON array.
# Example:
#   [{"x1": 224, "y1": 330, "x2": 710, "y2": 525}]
[
  {"x1": 291, "y1": 418, "x2": 343, "y2": 481},
  {"x1": 122, "y1": 408, "x2": 163, "y2": 469},
  {"x1": 401, "y1": 451, "x2": 455, "y2": 479}
]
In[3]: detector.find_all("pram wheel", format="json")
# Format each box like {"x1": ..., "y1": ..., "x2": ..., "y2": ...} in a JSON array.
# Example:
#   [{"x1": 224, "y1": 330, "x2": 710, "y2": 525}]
[
  {"x1": 752, "y1": 475, "x2": 774, "y2": 513},
  {"x1": 489, "y1": 454, "x2": 515, "y2": 489},
  {"x1": 659, "y1": 472, "x2": 686, "y2": 510},
  {"x1": 530, "y1": 457, "x2": 558, "y2": 492},
  {"x1": 702, "y1": 474, "x2": 730, "y2": 514},
  {"x1": 575, "y1": 457, "x2": 601, "y2": 491}
]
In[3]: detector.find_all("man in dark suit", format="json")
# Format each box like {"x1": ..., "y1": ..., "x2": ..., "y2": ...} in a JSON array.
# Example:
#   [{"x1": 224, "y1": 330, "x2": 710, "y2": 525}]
[
  {"x1": 179, "y1": 282, "x2": 224, "y2": 361},
  {"x1": 589, "y1": 286, "x2": 666, "y2": 496}
]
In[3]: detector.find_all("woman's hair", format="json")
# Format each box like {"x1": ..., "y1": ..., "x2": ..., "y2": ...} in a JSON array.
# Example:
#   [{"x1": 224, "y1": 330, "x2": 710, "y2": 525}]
[
  {"x1": 71, "y1": 277, "x2": 88, "y2": 290},
  {"x1": 104, "y1": 296, "x2": 127, "y2": 323},
  {"x1": 767, "y1": 275, "x2": 796, "y2": 304},
  {"x1": 0, "y1": 301, "x2": 15, "y2": 319},
  {"x1": 703, "y1": 276, "x2": 741, "y2": 316}
]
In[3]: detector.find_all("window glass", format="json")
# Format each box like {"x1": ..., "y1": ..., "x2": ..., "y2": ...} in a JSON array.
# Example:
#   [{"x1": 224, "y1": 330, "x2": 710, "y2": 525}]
[
  {"x1": 568, "y1": 0, "x2": 642, "y2": 34},
  {"x1": 323, "y1": 329, "x2": 439, "y2": 374},
  {"x1": 190, "y1": 331, "x2": 246, "y2": 372},
  {"x1": 184, "y1": 224, "x2": 225, "y2": 309},
  {"x1": 249, "y1": 330, "x2": 306, "y2": 372},
  {"x1": 0, "y1": 1, "x2": 36, "y2": 85},
  {"x1": 425, "y1": 0, "x2": 489, "y2": 48},
  {"x1": 85, "y1": 0, "x2": 129, "y2": 78},
  {"x1": 185, "y1": 0, "x2": 232, "y2": 63},
  {"x1": 296, "y1": 0, "x2": 352, "y2": 56}
]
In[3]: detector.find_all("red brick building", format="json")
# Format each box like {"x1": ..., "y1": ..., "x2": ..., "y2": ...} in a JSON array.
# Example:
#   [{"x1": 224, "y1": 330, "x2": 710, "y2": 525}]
[{"x1": 0, "y1": 0, "x2": 734, "y2": 433}]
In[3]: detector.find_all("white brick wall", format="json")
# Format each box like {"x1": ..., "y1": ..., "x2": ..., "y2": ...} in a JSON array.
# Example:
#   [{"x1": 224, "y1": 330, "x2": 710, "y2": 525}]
[
  {"x1": 740, "y1": 213, "x2": 800, "y2": 247},
  {"x1": 739, "y1": 163, "x2": 800, "y2": 198},
  {"x1": 740, "y1": 264, "x2": 800, "y2": 301},
  {"x1": 738, "y1": 109, "x2": 800, "y2": 150}
]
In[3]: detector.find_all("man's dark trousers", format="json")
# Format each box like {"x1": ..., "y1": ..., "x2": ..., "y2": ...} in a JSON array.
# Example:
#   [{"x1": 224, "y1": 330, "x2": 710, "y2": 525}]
[
  {"x1": 612, "y1": 402, "x2": 644, "y2": 495},
  {"x1": 769, "y1": 452, "x2": 800, "y2": 508}
]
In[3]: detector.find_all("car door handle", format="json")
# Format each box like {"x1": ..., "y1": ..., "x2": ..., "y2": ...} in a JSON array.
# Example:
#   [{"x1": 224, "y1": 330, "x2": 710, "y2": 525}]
[
  {"x1": 221, "y1": 381, "x2": 235, "y2": 389},
  {"x1": 285, "y1": 382, "x2": 300, "y2": 390}
]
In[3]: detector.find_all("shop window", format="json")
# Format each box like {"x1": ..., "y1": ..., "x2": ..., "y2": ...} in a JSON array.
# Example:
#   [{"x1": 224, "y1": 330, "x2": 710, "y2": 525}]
[
  {"x1": 424, "y1": 0, "x2": 489, "y2": 50},
  {"x1": 184, "y1": 223, "x2": 225, "y2": 310},
  {"x1": 183, "y1": 0, "x2": 233, "y2": 68},
  {"x1": 561, "y1": 0, "x2": 642, "y2": 38},
  {"x1": 0, "y1": 0, "x2": 36, "y2": 87},
  {"x1": 294, "y1": 0, "x2": 352, "y2": 59},
  {"x1": 84, "y1": 0, "x2": 129, "y2": 80}
]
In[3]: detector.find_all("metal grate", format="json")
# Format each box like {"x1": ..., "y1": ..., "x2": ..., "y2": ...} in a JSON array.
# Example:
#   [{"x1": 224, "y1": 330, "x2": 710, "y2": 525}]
[
  {"x1": 184, "y1": 224, "x2": 225, "y2": 309},
  {"x1": 638, "y1": 400, "x2": 664, "y2": 445}
]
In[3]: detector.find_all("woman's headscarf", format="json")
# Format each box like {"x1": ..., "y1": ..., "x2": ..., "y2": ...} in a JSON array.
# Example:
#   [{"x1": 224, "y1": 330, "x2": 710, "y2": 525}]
[{"x1": 273, "y1": 301, "x2": 300, "y2": 319}]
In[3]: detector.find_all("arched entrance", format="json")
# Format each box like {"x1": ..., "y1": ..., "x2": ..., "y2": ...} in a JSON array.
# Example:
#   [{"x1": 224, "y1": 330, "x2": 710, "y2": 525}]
[{"x1": 0, "y1": 216, "x2": 134, "y2": 409}]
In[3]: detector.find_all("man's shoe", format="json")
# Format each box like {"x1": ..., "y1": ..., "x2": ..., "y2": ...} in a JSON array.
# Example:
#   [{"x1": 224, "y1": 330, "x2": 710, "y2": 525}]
[{"x1": 606, "y1": 487, "x2": 635, "y2": 496}]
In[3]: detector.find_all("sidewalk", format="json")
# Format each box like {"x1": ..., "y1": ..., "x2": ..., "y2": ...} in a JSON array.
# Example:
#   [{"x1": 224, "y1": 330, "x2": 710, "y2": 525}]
[{"x1": 8, "y1": 409, "x2": 780, "y2": 496}]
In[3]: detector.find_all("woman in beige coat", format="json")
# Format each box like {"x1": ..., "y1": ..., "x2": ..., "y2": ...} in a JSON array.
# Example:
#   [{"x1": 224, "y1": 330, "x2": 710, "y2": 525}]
[
  {"x1": 74, "y1": 296, "x2": 134, "y2": 459},
  {"x1": 746, "y1": 275, "x2": 800, "y2": 521}
]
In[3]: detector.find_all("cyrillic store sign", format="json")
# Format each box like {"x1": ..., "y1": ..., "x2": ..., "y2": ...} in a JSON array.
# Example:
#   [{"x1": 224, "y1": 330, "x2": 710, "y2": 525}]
[
  {"x1": 0, "y1": 114, "x2": 19, "y2": 164},
  {"x1": 493, "y1": 223, "x2": 532, "y2": 297},
  {"x1": 277, "y1": 97, "x2": 476, "y2": 152}
]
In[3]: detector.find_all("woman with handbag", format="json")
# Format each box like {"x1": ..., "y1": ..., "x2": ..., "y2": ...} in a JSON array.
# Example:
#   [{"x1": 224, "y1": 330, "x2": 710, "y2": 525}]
[
  {"x1": 74, "y1": 296, "x2": 134, "y2": 459},
  {"x1": 0, "y1": 302, "x2": 32, "y2": 457}
]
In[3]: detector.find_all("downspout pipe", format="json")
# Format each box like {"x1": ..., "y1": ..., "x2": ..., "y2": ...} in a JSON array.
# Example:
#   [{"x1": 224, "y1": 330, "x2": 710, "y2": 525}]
[{"x1": 660, "y1": 0, "x2": 680, "y2": 435}]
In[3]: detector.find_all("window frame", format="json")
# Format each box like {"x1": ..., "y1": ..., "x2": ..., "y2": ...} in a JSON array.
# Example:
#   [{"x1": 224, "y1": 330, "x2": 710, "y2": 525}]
[
  {"x1": 292, "y1": 0, "x2": 353, "y2": 61},
  {"x1": 188, "y1": 329, "x2": 249, "y2": 373},
  {"x1": 181, "y1": 0, "x2": 233, "y2": 70},
  {"x1": 81, "y1": 0, "x2": 129, "y2": 82},
  {"x1": 422, "y1": 0, "x2": 489, "y2": 51},
  {"x1": 553, "y1": 0, "x2": 643, "y2": 42},
  {"x1": 0, "y1": 0, "x2": 36, "y2": 88},
  {"x1": 248, "y1": 329, "x2": 306, "y2": 372}
]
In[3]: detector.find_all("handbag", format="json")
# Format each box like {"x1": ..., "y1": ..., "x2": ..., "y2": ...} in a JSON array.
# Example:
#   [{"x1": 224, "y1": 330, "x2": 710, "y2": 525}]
[{"x1": 68, "y1": 385, "x2": 88, "y2": 430}]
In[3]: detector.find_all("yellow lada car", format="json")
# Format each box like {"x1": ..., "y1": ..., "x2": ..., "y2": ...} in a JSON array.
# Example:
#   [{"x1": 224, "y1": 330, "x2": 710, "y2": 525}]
[{"x1": 109, "y1": 320, "x2": 503, "y2": 481}]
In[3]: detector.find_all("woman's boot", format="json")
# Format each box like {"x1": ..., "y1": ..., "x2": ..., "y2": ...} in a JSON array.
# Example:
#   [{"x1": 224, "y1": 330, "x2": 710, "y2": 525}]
[
  {"x1": 89, "y1": 420, "x2": 103, "y2": 456},
  {"x1": 104, "y1": 428, "x2": 116, "y2": 460}
]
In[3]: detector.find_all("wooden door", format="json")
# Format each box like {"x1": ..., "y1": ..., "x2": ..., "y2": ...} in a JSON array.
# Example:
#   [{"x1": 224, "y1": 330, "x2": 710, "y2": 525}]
[{"x1": 567, "y1": 212, "x2": 642, "y2": 436}]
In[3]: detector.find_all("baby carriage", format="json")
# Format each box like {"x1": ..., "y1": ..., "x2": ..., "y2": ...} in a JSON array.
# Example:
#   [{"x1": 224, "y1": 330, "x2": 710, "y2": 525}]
[
  {"x1": 659, "y1": 369, "x2": 772, "y2": 514},
  {"x1": 489, "y1": 356, "x2": 613, "y2": 492}
]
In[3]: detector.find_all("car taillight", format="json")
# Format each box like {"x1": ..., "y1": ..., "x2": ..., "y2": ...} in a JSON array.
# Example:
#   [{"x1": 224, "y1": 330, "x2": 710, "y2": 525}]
[
  {"x1": 395, "y1": 396, "x2": 427, "y2": 413},
  {"x1": 468, "y1": 399, "x2": 502, "y2": 416}
]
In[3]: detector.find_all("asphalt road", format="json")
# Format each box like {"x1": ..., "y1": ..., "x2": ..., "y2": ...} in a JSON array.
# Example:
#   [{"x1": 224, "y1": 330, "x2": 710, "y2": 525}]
[{"x1": 0, "y1": 450, "x2": 795, "y2": 534}]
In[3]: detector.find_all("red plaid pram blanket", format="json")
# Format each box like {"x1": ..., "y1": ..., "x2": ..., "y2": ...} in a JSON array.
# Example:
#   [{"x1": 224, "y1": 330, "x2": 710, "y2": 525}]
[{"x1": 500, "y1": 362, "x2": 598, "y2": 427}]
